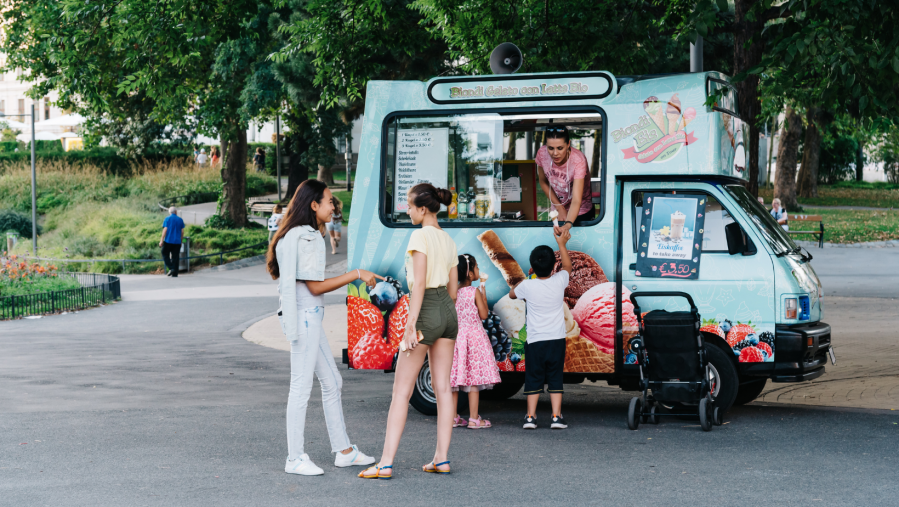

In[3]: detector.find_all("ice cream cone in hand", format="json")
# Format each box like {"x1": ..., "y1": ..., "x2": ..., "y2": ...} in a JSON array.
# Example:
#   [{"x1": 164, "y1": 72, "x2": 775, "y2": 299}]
[
  {"x1": 666, "y1": 94, "x2": 682, "y2": 134},
  {"x1": 643, "y1": 96, "x2": 668, "y2": 135}
]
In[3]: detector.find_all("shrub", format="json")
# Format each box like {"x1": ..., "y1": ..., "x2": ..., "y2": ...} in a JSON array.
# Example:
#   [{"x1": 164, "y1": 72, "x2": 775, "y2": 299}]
[{"x1": 0, "y1": 209, "x2": 40, "y2": 238}]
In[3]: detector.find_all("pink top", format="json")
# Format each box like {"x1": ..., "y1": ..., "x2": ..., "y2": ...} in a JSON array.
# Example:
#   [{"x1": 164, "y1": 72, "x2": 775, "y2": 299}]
[{"x1": 535, "y1": 146, "x2": 593, "y2": 217}]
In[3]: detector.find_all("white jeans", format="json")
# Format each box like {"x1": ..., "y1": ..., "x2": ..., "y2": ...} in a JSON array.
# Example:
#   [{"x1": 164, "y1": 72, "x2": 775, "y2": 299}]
[{"x1": 286, "y1": 306, "x2": 352, "y2": 460}]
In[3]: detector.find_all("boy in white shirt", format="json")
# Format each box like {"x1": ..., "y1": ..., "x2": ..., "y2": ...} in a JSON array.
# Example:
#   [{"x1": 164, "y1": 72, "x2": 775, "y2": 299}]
[{"x1": 509, "y1": 229, "x2": 572, "y2": 430}]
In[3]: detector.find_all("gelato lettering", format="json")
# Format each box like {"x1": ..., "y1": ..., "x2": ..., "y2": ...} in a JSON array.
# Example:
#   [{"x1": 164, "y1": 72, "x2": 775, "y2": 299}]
[
  {"x1": 448, "y1": 82, "x2": 590, "y2": 99},
  {"x1": 615, "y1": 94, "x2": 698, "y2": 164}
]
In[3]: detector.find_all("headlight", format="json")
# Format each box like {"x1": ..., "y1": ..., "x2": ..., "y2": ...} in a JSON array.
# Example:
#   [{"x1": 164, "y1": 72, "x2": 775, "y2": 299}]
[{"x1": 784, "y1": 295, "x2": 810, "y2": 321}]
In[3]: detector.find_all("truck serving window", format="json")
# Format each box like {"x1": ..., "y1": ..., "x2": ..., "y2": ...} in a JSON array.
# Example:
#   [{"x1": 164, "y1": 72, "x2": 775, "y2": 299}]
[{"x1": 381, "y1": 109, "x2": 603, "y2": 226}]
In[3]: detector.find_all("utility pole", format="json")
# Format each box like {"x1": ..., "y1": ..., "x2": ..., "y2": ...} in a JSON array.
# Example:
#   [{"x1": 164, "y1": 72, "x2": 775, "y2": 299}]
[
  {"x1": 275, "y1": 115, "x2": 282, "y2": 202},
  {"x1": 690, "y1": 36, "x2": 703, "y2": 72},
  {"x1": 29, "y1": 104, "x2": 36, "y2": 254},
  {"x1": 345, "y1": 134, "x2": 352, "y2": 192}
]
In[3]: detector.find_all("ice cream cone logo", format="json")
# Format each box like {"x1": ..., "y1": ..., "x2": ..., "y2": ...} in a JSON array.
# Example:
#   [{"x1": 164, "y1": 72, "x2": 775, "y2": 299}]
[{"x1": 619, "y1": 94, "x2": 698, "y2": 164}]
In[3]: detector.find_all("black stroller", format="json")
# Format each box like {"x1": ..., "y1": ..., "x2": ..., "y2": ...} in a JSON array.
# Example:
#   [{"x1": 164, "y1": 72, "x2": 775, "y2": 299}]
[{"x1": 626, "y1": 291, "x2": 723, "y2": 431}]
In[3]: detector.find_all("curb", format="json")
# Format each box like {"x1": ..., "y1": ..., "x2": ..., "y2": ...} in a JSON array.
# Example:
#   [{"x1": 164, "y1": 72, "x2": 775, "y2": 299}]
[
  {"x1": 204, "y1": 254, "x2": 266, "y2": 272},
  {"x1": 794, "y1": 239, "x2": 899, "y2": 249}
]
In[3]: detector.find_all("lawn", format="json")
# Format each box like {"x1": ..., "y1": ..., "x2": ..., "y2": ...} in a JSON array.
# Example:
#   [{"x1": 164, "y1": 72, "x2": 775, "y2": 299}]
[
  {"x1": 759, "y1": 182, "x2": 899, "y2": 209},
  {"x1": 790, "y1": 208, "x2": 899, "y2": 244},
  {"x1": 0, "y1": 159, "x2": 277, "y2": 273}
]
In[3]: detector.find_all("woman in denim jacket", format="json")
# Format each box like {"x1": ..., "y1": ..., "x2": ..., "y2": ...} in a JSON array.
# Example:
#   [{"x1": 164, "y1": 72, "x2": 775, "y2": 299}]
[{"x1": 267, "y1": 179, "x2": 382, "y2": 476}]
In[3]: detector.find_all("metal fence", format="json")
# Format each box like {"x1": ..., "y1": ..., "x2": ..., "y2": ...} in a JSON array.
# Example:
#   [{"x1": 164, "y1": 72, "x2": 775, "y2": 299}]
[{"x1": 0, "y1": 272, "x2": 121, "y2": 320}]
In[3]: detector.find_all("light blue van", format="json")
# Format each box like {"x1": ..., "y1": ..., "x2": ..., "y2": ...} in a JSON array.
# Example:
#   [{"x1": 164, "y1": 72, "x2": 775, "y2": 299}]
[{"x1": 344, "y1": 70, "x2": 832, "y2": 415}]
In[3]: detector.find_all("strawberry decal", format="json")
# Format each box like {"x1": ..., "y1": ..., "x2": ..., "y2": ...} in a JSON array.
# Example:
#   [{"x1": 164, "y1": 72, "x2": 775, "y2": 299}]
[
  {"x1": 726, "y1": 321, "x2": 756, "y2": 348},
  {"x1": 353, "y1": 330, "x2": 397, "y2": 370},
  {"x1": 700, "y1": 318, "x2": 725, "y2": 339},
  {"x1": 347, "y1": 295, "x2": 384, "y2": 367},
  {"x1": 387, "y1": 295, "x2": 410, "y2": 349}
]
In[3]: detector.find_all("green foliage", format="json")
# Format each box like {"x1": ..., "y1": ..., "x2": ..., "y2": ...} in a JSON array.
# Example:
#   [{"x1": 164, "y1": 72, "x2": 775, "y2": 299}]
[
  {"x1": 27, "y1": 140, "x2": 63, "y2": 153},
  {"x1": 0, "y1": 209, "x2": 40, "y2": 238},
  {"x1": 873, "y1": 125, "x2": 899, "y2": 184},
  {"x1": 0, "y1": 142, "x2": 22, "y2": 153}
]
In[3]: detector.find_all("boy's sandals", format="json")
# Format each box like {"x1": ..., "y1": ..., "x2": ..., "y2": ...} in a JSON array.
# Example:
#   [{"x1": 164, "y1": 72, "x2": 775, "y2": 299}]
[
  {"x1": 453, "y1": 415, "x2": 468, "y2": 428},
  {"x1": 358, "y1": 463, "x2": 392, "y2": 480},
  {"x1": 422, "y1": 460, "x2": 451, "y2": 474},
  {"x1": 468, "y1": 416, "x2": 492, "y2": 429}
]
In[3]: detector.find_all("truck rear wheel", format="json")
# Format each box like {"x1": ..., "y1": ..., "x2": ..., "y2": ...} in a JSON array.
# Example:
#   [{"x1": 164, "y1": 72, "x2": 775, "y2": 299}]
[
  {"x1": 733, "y1": 378, "x2": 768, "y2": 406},
  {"x1": 409, "y1": 358, "x2": 467, "y2": 416}
]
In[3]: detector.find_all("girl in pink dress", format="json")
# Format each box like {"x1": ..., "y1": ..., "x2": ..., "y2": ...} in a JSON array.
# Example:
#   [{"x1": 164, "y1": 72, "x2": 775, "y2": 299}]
[{"x1": 451, "y1": 254, "x2": 502, "y2": 429}]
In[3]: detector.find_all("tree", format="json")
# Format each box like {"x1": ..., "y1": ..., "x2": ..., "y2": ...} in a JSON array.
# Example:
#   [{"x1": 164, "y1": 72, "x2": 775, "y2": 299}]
[
  {"x1": 774, "y1": 107, "x2": 802, "y2": 210},
  {"x1": 1, "y1": 0, "x2": 277, "y2": 226}
]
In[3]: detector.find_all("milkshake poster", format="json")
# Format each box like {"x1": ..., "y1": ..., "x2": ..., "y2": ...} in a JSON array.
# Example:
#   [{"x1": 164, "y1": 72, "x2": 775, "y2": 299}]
[{"x1": 636, "y1": 193, "x2": 707, "y2": 279}]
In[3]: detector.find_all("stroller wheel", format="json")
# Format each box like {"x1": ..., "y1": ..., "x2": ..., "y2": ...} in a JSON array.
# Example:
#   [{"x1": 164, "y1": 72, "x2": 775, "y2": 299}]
[
  {"x1": 698, "y1": 398, "x2": 712, "y2": 431},
  {"x1": 713, "y1": 406, "x2": 724, "y2": 426},
  {"x1": 627, "y1": 397, "x2": 642, "y2": 430},
  {"x1": 649, "y1": 404, "x2": 660, "y2": 425},
  {"x1": 641, "y1": 402, "x2": 651, "y2": 424}
]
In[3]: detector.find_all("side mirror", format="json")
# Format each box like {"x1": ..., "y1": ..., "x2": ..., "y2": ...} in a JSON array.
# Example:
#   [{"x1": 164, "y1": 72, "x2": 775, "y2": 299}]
[{"x1": 725, "y1": 222, "x2": 746, "y2": 255}]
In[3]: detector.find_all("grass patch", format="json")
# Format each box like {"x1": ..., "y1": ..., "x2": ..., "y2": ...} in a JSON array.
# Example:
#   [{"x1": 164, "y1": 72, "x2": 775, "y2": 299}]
[
  {"x1": 759, "y1": 183, "x2": 899, "y2": 208},
  {"x1": 788, "y1": 208, "x2": 899, "y2": 244},
  {"x1": 0, "y1": 159, "x2": 277, "y2": 273}
]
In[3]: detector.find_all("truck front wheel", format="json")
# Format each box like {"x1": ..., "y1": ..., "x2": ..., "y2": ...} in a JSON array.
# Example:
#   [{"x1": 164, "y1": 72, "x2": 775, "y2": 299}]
[
  {"x1": 705, "y1": 344, "x2": 739, "y2": 411},
  {"x1": 733, "y1": 378, "x2": 768, "y2": 406}
]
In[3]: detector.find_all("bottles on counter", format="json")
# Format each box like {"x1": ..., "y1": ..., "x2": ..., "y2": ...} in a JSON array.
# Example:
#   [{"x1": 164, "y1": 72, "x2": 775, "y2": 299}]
[
  {"x1": 448, "y1": 187, "x2": 458, "y2": 219},
  {"x1": 457, "y1": 187, "x2": 469, "y2": 218},
  {"x1": 466, "y1": 187, "x2": 476, "y2": 218},
  {"x1": 475, "y1": 193, "x2": 489, "y2": 218}
]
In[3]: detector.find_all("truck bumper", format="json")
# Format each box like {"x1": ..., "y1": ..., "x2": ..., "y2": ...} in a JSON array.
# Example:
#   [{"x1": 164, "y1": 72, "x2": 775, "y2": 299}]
[{"x1": 771, "y1": 321, "x2": 832, "y2": 383}]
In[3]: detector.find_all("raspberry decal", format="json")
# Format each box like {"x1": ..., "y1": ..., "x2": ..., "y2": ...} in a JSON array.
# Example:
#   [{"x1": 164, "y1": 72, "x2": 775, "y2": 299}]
[
  {"x1": 738, "y1": 346, "x2": 765, "y2": 363},
  {"x1": 757, "y1": 342, "x2": 773, "y2": 360}
]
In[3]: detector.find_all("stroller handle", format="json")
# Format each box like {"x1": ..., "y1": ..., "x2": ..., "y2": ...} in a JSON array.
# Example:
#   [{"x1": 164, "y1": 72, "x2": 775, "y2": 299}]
[{"x1": 629, "y1": 291, "x2": 697, "y2": 313}]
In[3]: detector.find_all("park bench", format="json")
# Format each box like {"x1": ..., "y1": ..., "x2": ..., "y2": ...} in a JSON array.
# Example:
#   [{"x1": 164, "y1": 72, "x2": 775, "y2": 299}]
[
  {"x1": 247, "y1": 197, "x2": 277, "y2": 217},
  {"x1": 786, "y1": 214, "x2": 825, "y2": 248}
]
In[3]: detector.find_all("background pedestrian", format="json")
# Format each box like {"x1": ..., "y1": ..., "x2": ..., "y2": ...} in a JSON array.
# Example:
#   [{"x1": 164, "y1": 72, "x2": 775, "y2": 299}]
[
  {"x1": 326, "y1": 196, "x2": 343, "y2": 254},
  {"x1": 159, "y1": 206, "x2": 185, "y2": 277},
  {"x1": 253, "y1": 147, "x2": 266, "y2": 173},
  {"x1": 268, "y1": 204, "x2": 283, "y2": 241}
]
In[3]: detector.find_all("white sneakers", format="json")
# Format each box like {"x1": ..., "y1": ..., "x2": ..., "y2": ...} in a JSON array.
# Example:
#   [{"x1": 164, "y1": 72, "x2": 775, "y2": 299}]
[
  {"x1": 334, "y1": 445, "x2": 376, "y2": 468},
  {"x1": 285, "y1": 454, "x2": 324, "y2": 476},
  {"x1": 286, "y1": 446, "x2": 375, "y2": 475}
]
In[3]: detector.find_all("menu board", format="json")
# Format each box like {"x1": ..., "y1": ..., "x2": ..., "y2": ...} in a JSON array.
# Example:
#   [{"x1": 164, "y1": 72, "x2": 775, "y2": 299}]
[
  {"x1": 635, "y1": 193, "x2": 707, "y2": 279},
  {"x1": 394, "y1": 128, "x2": 449, "y2": 213}
]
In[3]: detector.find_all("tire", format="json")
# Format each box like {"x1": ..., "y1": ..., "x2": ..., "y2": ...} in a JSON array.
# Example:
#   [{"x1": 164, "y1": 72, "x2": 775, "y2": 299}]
[
  {"x1": 733, "y1": 378, "x2": 768, "y2": 406},
  {"x1": 409, "y1": 358, "x2": 438, "y2": 416},
  {"x1": 479, "y1": 373, "x2": 524, "y2": 400},
  {"x1": 649, "y1": 404, "x2": 660, "y2": 424},
  {"x1": 713, "y1": 406, "x2": 723, "y2": 426},
  {"x1": 627, "y1": 397, "x2": 642, "y2": 430},
  {"x1": 698, "y1": 398, "x2": 712, "y2": 431},
  {"x1": 704, "y1": 344, "x2": 739, "y2": 411}
]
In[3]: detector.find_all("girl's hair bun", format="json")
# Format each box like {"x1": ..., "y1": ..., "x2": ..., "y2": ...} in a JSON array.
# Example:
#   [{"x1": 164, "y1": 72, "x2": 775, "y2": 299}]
[
  {"x1": 435, "y1": 188, "x2": 453, "y2": 206},
  {"x1": 409, "y1": 183, "x2": 453, "y2": 212}
]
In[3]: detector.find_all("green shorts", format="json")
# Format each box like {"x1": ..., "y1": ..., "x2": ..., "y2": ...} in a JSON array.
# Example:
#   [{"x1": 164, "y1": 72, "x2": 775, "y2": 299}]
[{"x1": 416, "y1": 287, "x2": 458, "y2": 345}]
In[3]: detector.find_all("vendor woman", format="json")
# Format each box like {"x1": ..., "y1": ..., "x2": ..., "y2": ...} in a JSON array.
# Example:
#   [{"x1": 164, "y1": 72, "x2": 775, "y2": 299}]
[{"x1": 536, "y1": 125, "x2": 594, "y2": 235}]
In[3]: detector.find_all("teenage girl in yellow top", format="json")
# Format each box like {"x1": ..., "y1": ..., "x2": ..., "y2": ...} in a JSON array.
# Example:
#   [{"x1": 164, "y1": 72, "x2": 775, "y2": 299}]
[{"x1": 359, "y1": 183, "x2": 459, "y2": 479}]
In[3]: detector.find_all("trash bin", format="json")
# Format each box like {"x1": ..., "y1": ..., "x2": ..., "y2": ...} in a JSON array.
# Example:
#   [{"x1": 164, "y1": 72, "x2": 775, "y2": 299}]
[
  {"x1": 179, "y1": 237, "x2": 190, "y2": 272},
  {"x1": 6, "y1": 232, "x2": 18, "y2": 253}
]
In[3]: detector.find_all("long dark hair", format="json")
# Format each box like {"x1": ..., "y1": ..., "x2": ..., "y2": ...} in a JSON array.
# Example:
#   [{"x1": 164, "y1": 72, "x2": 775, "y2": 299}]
[
  {"x1": 409, "y1": 182, "x2": 452, "y2": 213},
  {"x1": 457, "y1": 253, "x2": 478, "y2": 283},
  {"x1": 267, "y1": 179, "x2": 329, "y2": 280}
]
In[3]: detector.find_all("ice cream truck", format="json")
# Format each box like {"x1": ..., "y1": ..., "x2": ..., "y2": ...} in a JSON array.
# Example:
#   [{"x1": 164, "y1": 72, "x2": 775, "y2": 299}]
[{"x1": 343, "y1": 69, "x2": 833, "y2": 415}]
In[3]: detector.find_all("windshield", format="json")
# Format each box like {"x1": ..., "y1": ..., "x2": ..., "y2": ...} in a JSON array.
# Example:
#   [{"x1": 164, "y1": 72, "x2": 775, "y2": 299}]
[{"x1": 724, "y1": 185, "x2": 798, "y2": 255}]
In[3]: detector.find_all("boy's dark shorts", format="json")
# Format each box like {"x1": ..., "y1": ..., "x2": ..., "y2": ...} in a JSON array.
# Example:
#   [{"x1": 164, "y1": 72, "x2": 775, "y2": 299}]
[{"x1": 523, "y1": 338, "x2": 566, "y2": 395}]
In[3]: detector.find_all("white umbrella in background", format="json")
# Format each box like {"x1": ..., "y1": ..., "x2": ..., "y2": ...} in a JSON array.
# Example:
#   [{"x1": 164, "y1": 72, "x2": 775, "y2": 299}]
[
  {"x1": 16, "y1": 130, "x2": 60, "y2": 142},
  {"x1": 1, "y1": 118, "x2": 29, "y2": 130},
  {"x1": 38, "y1": 113, "x2": 86, "y2": 127},
  {"x1": 57, "y1": 131, "x2": 80, "y2": 138}
]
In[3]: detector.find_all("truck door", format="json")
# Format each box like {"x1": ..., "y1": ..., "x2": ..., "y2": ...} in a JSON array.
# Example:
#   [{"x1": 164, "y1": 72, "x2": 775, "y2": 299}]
[{"x1": 621, "y1": 181, "x2": 776, "y2": 372}]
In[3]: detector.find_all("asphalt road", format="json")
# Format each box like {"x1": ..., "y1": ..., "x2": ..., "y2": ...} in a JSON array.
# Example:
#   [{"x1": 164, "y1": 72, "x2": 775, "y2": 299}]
[{"x1": 1, "y1": 248, "x2": 897, "y2": 506}]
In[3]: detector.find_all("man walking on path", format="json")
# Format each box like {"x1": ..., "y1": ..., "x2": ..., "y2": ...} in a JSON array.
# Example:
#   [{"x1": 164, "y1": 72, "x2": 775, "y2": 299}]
[{"x1": 160, "y1": 206, "x2": 185, "y2": 277}]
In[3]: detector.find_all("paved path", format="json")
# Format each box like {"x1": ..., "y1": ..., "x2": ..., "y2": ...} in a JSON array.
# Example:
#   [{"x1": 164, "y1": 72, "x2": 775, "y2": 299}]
[{"x1": 2, "y1": 244, "x2": 898, "y2": 506}]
